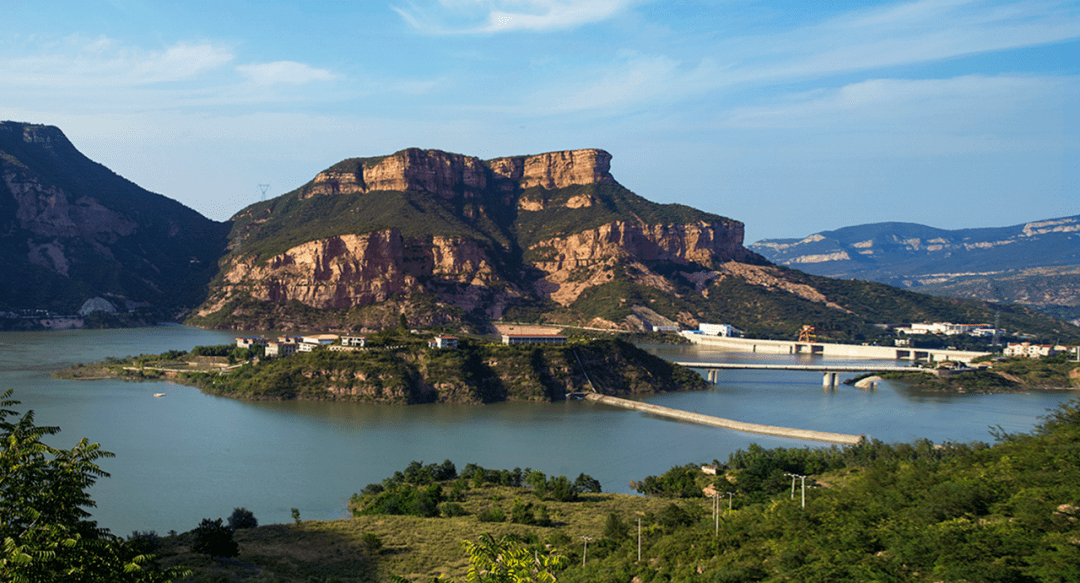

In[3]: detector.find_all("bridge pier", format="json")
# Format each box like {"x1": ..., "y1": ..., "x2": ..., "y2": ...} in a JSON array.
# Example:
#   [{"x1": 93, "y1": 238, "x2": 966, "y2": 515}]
[
  {"x1": 822, "y1": 371, "x2": 838, "y2": 390},
  {"x1": 707, "y1": 369, "x2": 718, "y2": 384}
]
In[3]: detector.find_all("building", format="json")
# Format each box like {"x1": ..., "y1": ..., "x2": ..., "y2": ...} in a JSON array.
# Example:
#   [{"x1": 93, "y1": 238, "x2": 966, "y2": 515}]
[
  {"x1": 301, "y1": 334, "x2": 339, "y2": 345},
  {"x1": 265, "y1": 341, "x2": 298, "y2": 357},
  {"x1": 501, "y1": 334, "x2": 567, "y2": 345},
  {"x1": 429, "y1": 335, "x2": 458, "y2": 349},
  {"x1": 698, "y1": 323, "x2": 743, "y2": 337},
  {"x1": 235, "y1": 337, "x2": 268, "y2": 349},
  {"x1": 896, "y1": 322, "x2": 990, "y2": 336},
  {"x1": 341, "y1": 336, "x2": 367, "y2": 347},
  {"x1": 1004, "y1": 342, "x2": 1060, "y2": 358}
]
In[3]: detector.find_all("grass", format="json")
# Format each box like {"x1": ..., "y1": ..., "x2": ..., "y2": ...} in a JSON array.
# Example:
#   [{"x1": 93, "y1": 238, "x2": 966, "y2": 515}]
[{"x1": 156, "y1": 484, "x2": 690, "y2": 583}]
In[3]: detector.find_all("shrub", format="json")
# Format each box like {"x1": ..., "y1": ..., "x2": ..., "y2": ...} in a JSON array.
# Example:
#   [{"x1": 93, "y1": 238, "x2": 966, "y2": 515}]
[
  {"x1": 228, "y1": 507, "x2": 258, "y2": 530},
  {"x1": 127, "y1": 530, "x2": 161, "y2": 554},
  {"x1": 191, "y1": 518, "x2": 239, "y2": 558},
  {"x1": 510, "y1": 498, "x2": 535, "y2": 525},
  {"x1": 441, "y1": 502, "x2": 468, "y2": 517},
  {"x1": 360, "y1": 532, "x2": 383, "y2": 551},
  {"x1": 477, "y1": 508, "x2": 506, "y2": 523}
]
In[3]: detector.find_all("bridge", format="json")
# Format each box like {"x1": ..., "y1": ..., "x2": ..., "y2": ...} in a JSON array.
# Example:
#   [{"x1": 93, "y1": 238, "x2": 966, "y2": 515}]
[
  {"x1": 673, "y1": 361, "x2": 937, "y2": 389},
  {"x1": 682, "y1": 333, "x2": 988, "y2": 363}
]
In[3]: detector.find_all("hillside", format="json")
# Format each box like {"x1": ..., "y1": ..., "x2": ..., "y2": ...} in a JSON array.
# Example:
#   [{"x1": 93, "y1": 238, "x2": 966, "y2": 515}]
[
  {"x1": 72, "y1": 336, "x2": 708, "y2": 404},
  {"x1": 750, "y1": 218, "x2": 1080, "y2": 324},
  {"x1": 189, "y1": 148, "x2": 1080, "y2": 343},
  {"x1": 0, "y1": 121, "x2": 230, "y2": 323}
]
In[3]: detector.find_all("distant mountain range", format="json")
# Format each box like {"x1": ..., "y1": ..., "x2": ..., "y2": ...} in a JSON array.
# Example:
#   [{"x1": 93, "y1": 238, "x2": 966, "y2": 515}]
[
  {"x1": 750, "y1": 218, "x2": 1080, "y2": 323},
  {"x1": 3, "y1": 121, "x2": 1077, "y2": 341}
]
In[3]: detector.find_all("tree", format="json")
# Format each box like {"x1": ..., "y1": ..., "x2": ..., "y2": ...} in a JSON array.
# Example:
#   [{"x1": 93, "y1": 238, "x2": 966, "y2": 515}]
[
  {"x1": 461, "y1": 533, "x2": 567, "y2": 583},
  {"x1": 227, "y1": 507, "x2": 258, "y2": 530},
  {"x1": 0, "y1": 389, "x2": 187, "y2": 582},
  {"x1": 573, "y1": 473, "x2": 602, "y2": 494},
  {"x1": 190, "y1": 518, "x2": 238, "y2": 559}
]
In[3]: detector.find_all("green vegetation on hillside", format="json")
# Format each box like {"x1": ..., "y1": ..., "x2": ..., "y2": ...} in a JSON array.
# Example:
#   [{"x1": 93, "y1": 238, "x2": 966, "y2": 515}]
[
  {"x1": 59, "y1": 336, "x2": 708, "y2": 404},
  {"x1": 866, "y1": 354, "x2": 1080, "y2": 393}
]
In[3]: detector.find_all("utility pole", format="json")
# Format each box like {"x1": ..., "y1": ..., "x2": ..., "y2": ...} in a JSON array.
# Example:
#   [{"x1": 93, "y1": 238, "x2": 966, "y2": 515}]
[
  {"x1": 726, "y1": 491, "x2": 735, "y2": 511},
  {"x1": 637, "y1": 517, "x2": 642, "y2": 562},
  {"x1": 785, "y1": 473, "x2": 807, "y2": 508},
  {"x1": 580, "y1": 536, "x2": 593, "y2": 567}
]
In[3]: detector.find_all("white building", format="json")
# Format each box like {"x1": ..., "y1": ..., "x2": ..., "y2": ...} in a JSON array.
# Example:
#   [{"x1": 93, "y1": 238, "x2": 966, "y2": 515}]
[
  {"x1": 1004, "y1": 342, "x2": 1059, "y2": 358},
  {"x1": 502, "y1": 334, "x2": 567, "y2": 345},
  {"x1": 341, "y1": 335, "x2": 367, "y2": 347},
  {"x1": 698, "y1": 323, "x2": 743, "y2": 337},
  {"x1": 235, "y1": 337, "x2": 268, "y2": 349},
  {"x1": 429, "y1": 335, "x2": 459, "y2": 349},
  {"x1": 265, "y1": 341, "x2": 298, "y2": 357}
]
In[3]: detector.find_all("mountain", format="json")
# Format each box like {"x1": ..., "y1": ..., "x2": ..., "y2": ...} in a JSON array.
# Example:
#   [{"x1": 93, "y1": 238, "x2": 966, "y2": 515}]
[
  {"x1": 0, "y1": 122, "x2": 230, "y2": 321},
  {"x1": 749, "y1": 218, "x2": 1080, "y2": 324},
  {"x1": 191, "y1": 148, "x2": 1079, "y2": 342}
]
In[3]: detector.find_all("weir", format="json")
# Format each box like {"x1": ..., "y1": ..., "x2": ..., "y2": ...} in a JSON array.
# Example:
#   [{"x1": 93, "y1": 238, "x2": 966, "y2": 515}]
[{"x1": 585, "y1": 394, "x2": 864, "y2": 445}]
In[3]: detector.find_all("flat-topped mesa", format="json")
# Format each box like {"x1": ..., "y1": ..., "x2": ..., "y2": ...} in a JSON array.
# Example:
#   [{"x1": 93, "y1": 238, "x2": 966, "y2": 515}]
[
  {"x1": 488, "y1": 149, "x2": 615, "y2": 191},
  {"x1": 306, "y1": 148, "x2": 614, "y2": 199}
]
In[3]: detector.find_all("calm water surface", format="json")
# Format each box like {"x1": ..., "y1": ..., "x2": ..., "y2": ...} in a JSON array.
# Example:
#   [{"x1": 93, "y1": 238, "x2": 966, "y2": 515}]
[{"x1": 1, "y1": 326, "x2": 1074, "y2": 535}]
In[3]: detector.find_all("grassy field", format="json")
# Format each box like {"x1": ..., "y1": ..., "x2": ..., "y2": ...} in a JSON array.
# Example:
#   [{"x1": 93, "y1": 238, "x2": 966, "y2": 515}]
[{"x1": 155, "y1": 483, "x2": 689, "y2": 582}]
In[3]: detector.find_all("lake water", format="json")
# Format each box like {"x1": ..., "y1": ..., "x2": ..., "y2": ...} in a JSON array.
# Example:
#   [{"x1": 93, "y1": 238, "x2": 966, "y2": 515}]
[{"x1": 1, "y1": 325, "x2": 1074, "y2": 536}]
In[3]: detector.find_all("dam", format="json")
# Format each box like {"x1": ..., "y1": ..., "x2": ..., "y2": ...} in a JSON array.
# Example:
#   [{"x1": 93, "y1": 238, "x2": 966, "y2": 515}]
[{"x1": 681, "y1": 333, "x2": 989, "y2": 363}]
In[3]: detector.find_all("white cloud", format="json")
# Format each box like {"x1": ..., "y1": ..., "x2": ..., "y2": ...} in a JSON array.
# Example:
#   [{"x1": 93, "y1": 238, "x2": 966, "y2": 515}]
[
  {"x1": 0, "y1": 37, "x2": 235, "y2": 88},
  {"x1": 396, "y1": 0, "x2": 640, "y2": 33},
  {"x1": 236, "y1": 61, "x2": 340, "y2": 85}
]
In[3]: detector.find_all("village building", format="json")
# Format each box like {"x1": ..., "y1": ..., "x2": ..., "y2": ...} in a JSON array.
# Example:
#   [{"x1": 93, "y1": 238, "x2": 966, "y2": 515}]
[
  {"x1": 501, "y1": 334, "x2": 568, "y2": 345},
  {"x1": 235, "y1": 337, "x2": 268, "y2": 349},
  {"x1": 1004, "y1": 342, "x2": 1060, "y2": 358},
  {"x1": 429, "y1": 335, "x2": 459, "y2": 349},
  {"x1": 265, "y1": 341, "x2": 299, "y2": 358},
  {"x1": 341, "y1": 335, "x2": 367, "y2": 347},
  {"x1": 698, "y1": 323, "x2": 744, "y2": 337}
]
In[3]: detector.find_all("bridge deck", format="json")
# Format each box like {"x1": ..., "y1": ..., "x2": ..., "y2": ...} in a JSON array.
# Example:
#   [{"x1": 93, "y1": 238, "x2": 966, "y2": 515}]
[{"x1": 674, "y1": 361, "x2": 932, "y2": 373}]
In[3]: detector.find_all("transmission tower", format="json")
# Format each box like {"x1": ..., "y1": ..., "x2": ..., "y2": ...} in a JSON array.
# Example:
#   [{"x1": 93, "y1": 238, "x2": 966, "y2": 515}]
[{"x1": 258, "y1": 183, "x2": 271, "y2": 201}]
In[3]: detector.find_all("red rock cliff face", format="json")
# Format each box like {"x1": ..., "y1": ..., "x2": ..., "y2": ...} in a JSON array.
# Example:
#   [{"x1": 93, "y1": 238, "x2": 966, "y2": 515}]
[
  {"x1": 200, "y1": 147, "x2": 761, "y2": 328},
  {"x1": 529, "y1": 219, "x2": 752, "y2": 305},
  {"x1": 200, "y1": 230, "x2": 506, "y2": 316},
  {"x1": 305, "y1": 148, "x2": 614, "y2": 199}
]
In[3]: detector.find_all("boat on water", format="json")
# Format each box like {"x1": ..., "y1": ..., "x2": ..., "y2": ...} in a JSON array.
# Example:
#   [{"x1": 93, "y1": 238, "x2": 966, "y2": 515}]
[{"x1": 153, "y1": 393, "x2": 166, "y2": 398}]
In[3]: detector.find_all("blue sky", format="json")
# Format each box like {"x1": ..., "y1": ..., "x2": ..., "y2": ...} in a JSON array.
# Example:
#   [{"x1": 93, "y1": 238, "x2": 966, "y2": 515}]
[{"x1": 2, "y1": 0, "x2": 1077, "y2": 242}]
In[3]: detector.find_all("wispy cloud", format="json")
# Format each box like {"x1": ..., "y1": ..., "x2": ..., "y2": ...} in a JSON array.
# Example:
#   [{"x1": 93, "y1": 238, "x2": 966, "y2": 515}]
[
  {"x1": 236, "y1": 61, "x2": 340, "y2": 85},
  {"x1": 714, "y1": 0, "x2": 1080, "y2": 85},
  {"x1": 0, "y1": 37, "x2": 235, "y2": 87},
  {"x1": 483, "y1": 0, "x2": 1080, "y2": 116},
  {"x1": 395, "y1": 0, "x2": 640, "y2": 33}
]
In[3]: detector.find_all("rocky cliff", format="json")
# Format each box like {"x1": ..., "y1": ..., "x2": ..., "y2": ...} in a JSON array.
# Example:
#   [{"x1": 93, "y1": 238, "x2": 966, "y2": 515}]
[
  {"x1": 195, "y1": 147, "x2": 761, "y2": 331},
  {"x1": 192, "y1": 147, "x2": 1078, "y2": 343},
  {"x1": 0, "y1": 121, "x2": 229, "y2": 319}
]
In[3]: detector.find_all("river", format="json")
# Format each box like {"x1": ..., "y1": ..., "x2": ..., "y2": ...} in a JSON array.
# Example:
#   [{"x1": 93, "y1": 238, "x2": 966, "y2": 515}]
[{"x1": 0, "y1": 325, "x2": 1073, "y2": 536}]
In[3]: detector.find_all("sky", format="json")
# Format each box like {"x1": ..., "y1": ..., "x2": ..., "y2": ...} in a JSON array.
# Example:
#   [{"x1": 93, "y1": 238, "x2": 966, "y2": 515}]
[{"x1": 1, "y1": 0, "x2": 1078, "y2": 243}]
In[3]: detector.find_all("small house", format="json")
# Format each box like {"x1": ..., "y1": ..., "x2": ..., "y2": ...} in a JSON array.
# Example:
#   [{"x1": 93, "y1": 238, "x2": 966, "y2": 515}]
[{"x1": 429, "y1": 335, "x2": 458, "y2": 349}]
